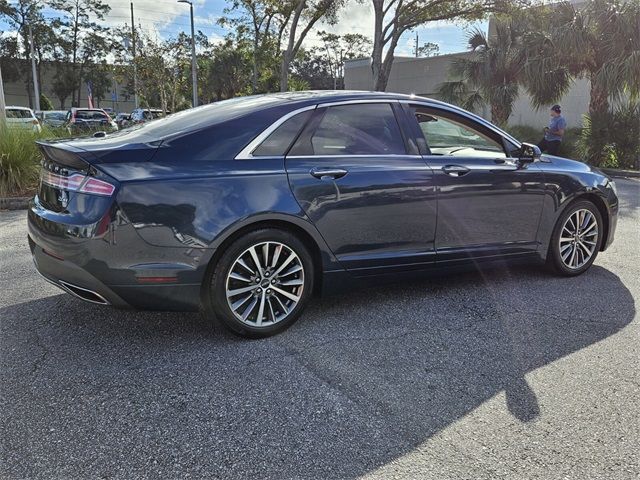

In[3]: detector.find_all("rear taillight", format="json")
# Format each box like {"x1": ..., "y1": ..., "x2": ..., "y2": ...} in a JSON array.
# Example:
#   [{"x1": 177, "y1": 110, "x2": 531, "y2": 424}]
[{"x1": 41, "y1": 171, "x2": 115, "y2": 196}]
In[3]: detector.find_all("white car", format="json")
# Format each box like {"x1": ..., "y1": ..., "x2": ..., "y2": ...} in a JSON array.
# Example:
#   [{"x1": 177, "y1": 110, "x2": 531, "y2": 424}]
[
  {"x1": 130, "y1": 108, "x2": 166, "y2": 123},
  {"x1": 5, "y1": 106, "x2": 42, "y2": 132}
]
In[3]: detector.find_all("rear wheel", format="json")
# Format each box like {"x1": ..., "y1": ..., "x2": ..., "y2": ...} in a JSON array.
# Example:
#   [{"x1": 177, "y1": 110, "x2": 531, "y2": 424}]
[
  {"x1": 208, "y1": 228, "x2": 314, "y2": 338},
  {"x1": 548, "y1": 200, "x2": 603, "y2": 276}
]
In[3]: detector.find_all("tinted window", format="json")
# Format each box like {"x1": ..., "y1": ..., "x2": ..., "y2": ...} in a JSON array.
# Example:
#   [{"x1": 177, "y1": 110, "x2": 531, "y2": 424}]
[
  {"x1": 252, "y1": 110, "x2": 313, "y2": 156},
  {"x1": 292, "y1": 103, "x2": 406, "y2": 156},
  {"x1": 411, "y1": 106, "x2": 505, "y2": 157},
  {"x1": 76, "y1": 110, "x2": 108, "y2": 121},
  {"x1": 7, "y1": 109, "x2": 33, "y2": 119}
]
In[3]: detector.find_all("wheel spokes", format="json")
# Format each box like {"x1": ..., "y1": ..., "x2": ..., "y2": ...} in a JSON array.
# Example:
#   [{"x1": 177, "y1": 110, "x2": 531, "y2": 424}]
[
  {"x1": 558, "y1": 208, "x2": 599, "y2": 270},
  {"x1": 225, "y1": 240, "x2": 305, "y2": 327}
]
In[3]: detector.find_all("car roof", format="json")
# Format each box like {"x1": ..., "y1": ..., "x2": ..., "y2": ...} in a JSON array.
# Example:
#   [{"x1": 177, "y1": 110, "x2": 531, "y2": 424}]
[{"x1": 6, "y1": 106, "x2": 33, "y2": 110}]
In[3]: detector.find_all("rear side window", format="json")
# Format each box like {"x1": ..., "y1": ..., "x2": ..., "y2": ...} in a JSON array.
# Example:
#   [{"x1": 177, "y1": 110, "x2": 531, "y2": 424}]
[
  {"x1": 252, "y1": 109, "x2": 313, "y2": 156},
  {"x1": 290, "y1": 103, "x2": 406, "y2": 156},
  {"x1": 7, "y1": 109, "x2": 33, "y2": 119}
]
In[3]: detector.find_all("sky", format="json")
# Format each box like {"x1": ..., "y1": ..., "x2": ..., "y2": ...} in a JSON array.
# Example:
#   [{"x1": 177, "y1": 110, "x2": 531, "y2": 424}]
[{"x1": 1, "y1": 0, "x2": 487, "y2": 57}]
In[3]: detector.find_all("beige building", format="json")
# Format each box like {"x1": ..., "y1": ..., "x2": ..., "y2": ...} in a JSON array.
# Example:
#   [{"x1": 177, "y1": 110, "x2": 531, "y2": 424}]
[
  {"x1": 344, "y1": 52, "x2": 591, "y2": 129},
  {"x1": 2, "y1": 60, "x2": 136, "y2": 113}
]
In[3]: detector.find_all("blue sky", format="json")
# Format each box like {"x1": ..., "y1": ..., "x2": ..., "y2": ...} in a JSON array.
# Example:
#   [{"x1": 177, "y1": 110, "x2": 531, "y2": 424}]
[{"x1": 1, "y1": 0, "x2": 486, "y2": 57}]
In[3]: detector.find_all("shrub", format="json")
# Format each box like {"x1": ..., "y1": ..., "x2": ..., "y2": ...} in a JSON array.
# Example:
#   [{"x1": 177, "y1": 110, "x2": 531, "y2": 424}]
[
  {"x1": 578, "y1": 103, "x2": 640, "y2": 169},
  {"x1": 506, "y1": 124, "x2": 582, "y2": 160},
  {"x1": 0, "y1": 125, "x2": 73, "y2": 197}
]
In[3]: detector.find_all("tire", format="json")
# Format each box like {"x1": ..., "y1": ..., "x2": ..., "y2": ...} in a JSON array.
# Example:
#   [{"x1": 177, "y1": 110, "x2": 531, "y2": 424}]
[
  {"x1": 547, "y1": 200, "x2": 603, "y2": 276},
  {"x1": 207, "y1": 228, "x2": 315, "y2": 338}
]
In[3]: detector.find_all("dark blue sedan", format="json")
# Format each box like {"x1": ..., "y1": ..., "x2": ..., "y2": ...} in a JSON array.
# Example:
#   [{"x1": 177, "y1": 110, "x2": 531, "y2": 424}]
[{"x1": 28, "y1": 91, "x2": 619, "y2": 337}]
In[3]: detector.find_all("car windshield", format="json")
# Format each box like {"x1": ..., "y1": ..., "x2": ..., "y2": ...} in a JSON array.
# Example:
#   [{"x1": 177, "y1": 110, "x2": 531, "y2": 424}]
[
  {"x1": 76, "y1": 110, "x2": 108, "y2": 121},
  {"x1": 7, "y1": 109, "x2": 33, "y2": 119}
]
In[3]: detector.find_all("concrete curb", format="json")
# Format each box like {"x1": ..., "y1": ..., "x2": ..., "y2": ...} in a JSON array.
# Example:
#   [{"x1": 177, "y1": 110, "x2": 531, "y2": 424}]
[
  {"x1": 0, "y1": 197, "x2": 30, "y2": 210},
  {"x1": 600, "y1": 167, "x2": 640, "y2": 178}
]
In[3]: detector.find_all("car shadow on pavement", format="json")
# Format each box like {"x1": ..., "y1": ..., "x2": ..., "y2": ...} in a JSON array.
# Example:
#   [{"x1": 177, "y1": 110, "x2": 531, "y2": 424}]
[{"x1": 1, "y1": 264, "x2": 635, "y2": 479}]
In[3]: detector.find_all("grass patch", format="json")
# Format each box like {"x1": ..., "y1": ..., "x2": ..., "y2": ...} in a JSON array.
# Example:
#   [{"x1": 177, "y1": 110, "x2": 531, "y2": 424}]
[{"x1": 0, "y1": 125, "x2": 72, "y2": 197}]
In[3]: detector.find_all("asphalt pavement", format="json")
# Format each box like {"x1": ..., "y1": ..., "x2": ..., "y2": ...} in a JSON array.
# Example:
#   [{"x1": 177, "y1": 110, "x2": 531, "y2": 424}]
[{"x1": 1, "y1": 179, "x2": 639, "y2": 479}]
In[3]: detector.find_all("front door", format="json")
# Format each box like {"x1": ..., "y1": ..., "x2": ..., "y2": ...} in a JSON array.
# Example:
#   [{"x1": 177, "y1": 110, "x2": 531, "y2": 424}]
[
  {"x1": 405, "y1": 104, "x2": 546, "y2": 264},
  {"x1": 285, "y1": 102, "x2": 437, "y2": 273}
]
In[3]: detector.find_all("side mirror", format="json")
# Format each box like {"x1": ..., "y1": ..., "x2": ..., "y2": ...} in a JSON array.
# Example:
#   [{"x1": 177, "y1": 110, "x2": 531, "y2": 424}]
[{"x1": 518, "y1": 142, "x2": 541, "y2": 163}]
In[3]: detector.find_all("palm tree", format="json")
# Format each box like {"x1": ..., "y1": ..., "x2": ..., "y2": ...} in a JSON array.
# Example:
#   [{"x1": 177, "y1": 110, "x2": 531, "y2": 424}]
[
  {"x1": 521, "y1": 0, "x2": 640, "y2": 161},
  {"x1": 437, "y1": 18, "x2": 528, "y2": 127}
]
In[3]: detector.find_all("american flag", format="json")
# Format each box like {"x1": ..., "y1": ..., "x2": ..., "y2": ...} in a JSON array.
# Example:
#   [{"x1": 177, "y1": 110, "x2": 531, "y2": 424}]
[{"x1": 86, "y1": 81, "x2": 94, "y2": 109}]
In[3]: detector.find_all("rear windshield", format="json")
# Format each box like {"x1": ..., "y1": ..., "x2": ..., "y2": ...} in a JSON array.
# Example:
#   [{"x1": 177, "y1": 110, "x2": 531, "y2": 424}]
[
  {"x1": 75, "y1": 110, "x2": 108, "y2": 120},
  {"x1": 119, "y1": 95, "x2": 283, "y2": 138},
  {"x1": 45, "y1": 112, "x2": 66, "y2": 120},
  {"x1": 7, "y1": 109, "x2": 33, "y2": 119}
]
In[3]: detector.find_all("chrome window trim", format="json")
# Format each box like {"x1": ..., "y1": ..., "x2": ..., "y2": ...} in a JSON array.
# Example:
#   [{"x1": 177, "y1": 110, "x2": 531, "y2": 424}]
[
  {"x1": 316, "y1": 98, "x2": 401, "y2": 108},
  {"x1": 235, "y1": 104, "x2": 317, "y2": 160},
  {"x1": 286, "y1": 154, "x2": 423, "y2": 159},
  {"x1": 400, "y1": 100, "x2": 522, "y2": 149},
  {"x1": 236, "y1": 99, "x2": 406, "y2": 160}
]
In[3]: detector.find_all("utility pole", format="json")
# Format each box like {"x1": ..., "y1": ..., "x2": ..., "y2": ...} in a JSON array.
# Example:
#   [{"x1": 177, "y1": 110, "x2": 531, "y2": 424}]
[
  {"x1": 28, "y1": 24, "x2": 40, "y2": 111},
  {"x1": 415, "y1": 31, "x2": 419, "y2": 58},
  {"x1": 130, "y1": 2, "x2": 139, "y2": 109},
  {"x1": 178, "y1": 0, "x2": 198, "y2": 108},
  {"x1": 0, "y1": 64, "x2": 6, "y2": 124}
]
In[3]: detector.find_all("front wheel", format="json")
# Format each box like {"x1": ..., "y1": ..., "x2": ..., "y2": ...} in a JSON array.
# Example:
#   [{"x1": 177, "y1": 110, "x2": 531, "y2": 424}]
[
  {"x1": 207, "y1": 228, "x2": 314, "y2": 338},
  {"x1": 548, "y1": 200, "x2": 603, "y2": 276}
]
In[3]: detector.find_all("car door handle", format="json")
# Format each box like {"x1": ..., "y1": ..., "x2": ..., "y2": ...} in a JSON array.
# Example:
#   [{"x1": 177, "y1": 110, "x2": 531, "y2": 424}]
[
  {"x1": 309, "y1": 167, "x2": 348, "y2": 180},
  {"x1": 442, "y1": 165, "x2": 470, "y2": 177}
]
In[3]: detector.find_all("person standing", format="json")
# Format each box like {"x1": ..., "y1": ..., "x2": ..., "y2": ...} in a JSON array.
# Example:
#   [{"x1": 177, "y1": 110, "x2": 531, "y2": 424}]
[{"x1": 538, "y1": 104, "x2": 566, "y2": 155}]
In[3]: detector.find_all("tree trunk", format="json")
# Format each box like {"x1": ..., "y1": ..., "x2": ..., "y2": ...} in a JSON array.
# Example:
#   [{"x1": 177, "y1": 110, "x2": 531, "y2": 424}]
[
  {"x1": 370, "y1": 0, "x2": 384, "y2": 91},
  {"x1": 491, "y1": 102, "x2": 509, "y2": 128},
  {"x1": 280, "y1": 52, "x2": 292, "y2": 92}
]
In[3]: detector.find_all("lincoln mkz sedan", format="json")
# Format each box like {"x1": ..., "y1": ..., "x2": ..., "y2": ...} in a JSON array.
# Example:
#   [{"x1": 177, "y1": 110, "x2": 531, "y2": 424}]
[{"x1": 28, "y1": 91, "x2": 618, "y2": 337}]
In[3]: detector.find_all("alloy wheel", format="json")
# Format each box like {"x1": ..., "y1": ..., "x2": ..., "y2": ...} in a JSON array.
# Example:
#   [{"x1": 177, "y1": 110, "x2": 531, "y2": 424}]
[
  {"x1": 225, "y1": 241, "x2": 305, "y2": 327},
  {"x1": 558, "y1": 208, "x2": 599, "y2": 270}
]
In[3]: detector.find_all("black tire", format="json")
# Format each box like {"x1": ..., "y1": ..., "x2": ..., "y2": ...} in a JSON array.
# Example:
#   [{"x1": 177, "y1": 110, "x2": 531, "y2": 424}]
[
  {"x1": 547, "y1": 200, "x2": 603, "y2": 276},
  {"x1": 207, "y1": 228, "x2": 315, "y2": 338}
]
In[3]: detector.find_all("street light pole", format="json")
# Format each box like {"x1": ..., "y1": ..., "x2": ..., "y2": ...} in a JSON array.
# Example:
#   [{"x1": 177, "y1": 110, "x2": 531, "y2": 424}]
[
  {"x1": 28, "y1": 24, "x2": 40, "y2": 111},
  {"x1": 0, "y1": 64, "x2": 6, "y2": 125},
  {"x1": 130, "y1": 2, "x2": 139, "y2": 109},
  {"x1": 178, "y1": 0, "x2": 198, "y2": 108}
]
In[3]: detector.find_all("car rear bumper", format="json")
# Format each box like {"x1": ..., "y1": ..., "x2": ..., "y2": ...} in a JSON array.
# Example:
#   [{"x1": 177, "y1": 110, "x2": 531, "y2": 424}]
[{"x1": 27, "y1": 199, "x2": 205, "y2": 311}]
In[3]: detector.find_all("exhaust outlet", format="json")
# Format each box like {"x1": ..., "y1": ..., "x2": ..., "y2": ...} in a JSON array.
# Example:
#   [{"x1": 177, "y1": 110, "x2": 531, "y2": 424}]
[{"x1": 58, "y1": 281, "x2": 110, "y2": 305}]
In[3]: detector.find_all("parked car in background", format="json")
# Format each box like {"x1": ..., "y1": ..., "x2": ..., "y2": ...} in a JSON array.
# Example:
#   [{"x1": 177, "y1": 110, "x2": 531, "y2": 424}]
[
  {"x1": 5, "y1": 106, "x2": 41, "y2": 132},
  {"x1": 130, "y1": 108, "x2": 167, "y2": 124},
  {"x1": 114, "y1": 112, "x2": 131, "y2": 129},
  {"x1": 28, "y1": 91, "x2": 618, "y2": 338},
  {"x1": 65, "y1": 108, "x2": 118, "y2": 134},
  {"x1": 35, "y1": 110, "x2": 67, "y2": 128}
]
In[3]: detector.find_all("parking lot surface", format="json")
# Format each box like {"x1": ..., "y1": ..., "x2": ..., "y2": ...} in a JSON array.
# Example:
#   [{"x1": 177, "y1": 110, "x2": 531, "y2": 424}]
[{"x1": 1, "y1": 179, "x2": 639, "y2": 479}]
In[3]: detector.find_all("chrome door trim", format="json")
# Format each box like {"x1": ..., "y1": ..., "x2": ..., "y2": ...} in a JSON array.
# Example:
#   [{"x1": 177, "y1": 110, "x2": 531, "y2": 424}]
[{"x1": 235, "y1": 104, "x2": 317, "y2": 160}]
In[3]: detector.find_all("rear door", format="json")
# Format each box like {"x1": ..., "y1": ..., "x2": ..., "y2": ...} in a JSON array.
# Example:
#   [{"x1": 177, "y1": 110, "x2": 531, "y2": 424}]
[
  {"x1": 284, "y1": 101, "x2": 437, "y2": 273},
  {"x1": 403, "y1": 103, "x2": 546, "y2": 264}
]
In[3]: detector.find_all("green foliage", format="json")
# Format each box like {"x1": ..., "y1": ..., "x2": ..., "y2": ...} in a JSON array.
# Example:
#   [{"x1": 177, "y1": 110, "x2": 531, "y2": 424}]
[
  {"x1": 577, "y1": 103, "x2": 640, "y2": 169},
  {"x1": 437, "y1": 15, "x2": 537, "y2": 127},
  {"x1": 0, "y1": 125, "x2": 72, "y2": 196},
  {"x1": 39, "y1": 93, "x2": 54, "y2": 111}
]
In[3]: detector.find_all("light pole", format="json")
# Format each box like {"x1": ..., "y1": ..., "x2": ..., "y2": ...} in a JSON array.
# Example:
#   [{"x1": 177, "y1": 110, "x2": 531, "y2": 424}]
[{"x1": 178, "y1": 0, "x2": 198, "y2": 108}]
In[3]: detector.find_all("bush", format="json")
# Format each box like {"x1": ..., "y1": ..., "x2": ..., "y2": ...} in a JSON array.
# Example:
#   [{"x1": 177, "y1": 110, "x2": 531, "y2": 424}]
[
  {"x1": 506, "y1": 124, "x2": 582, "y2": 160},
  {"x1": 0, "y1": 125, "x2": 73, "y2": 197},
  {"x1": 577, "y1": 103, "x2": 640, "y2": 169}
]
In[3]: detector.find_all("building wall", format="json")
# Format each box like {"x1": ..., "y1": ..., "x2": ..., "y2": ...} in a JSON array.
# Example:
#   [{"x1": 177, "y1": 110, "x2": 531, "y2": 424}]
[
  {"x1": 344, "y1": 55, "x2": 591, "y2": 129},
  {"x1": 2, "y1": 60, "x2": 136, "y2": 113}
]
